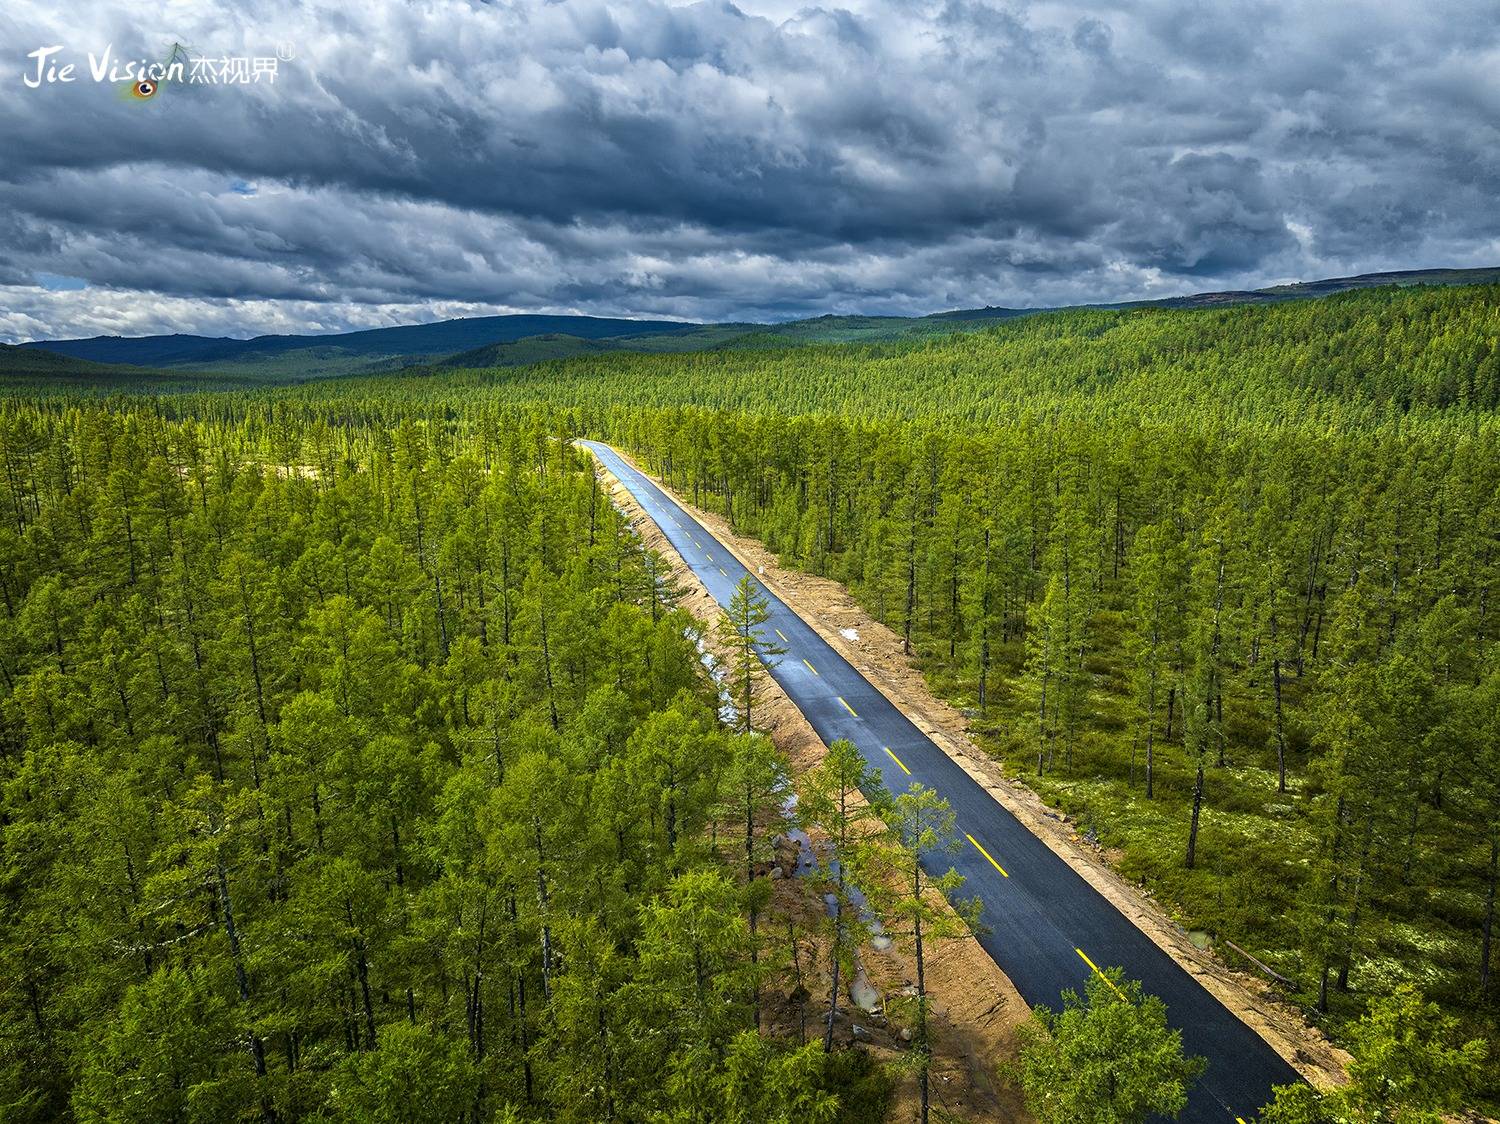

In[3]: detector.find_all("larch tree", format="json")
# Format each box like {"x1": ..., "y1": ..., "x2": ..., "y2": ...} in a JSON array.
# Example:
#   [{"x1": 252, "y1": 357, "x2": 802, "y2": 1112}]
[
  {"x1": 717, "y1": 573, "x2": 785, "y2": 734},
  {"x1": 799, "y1": 738, "x2": 886, "y2": 1053},
  {"x1": 854, "y1": 783, "x2": 979, "y2": 1124}
]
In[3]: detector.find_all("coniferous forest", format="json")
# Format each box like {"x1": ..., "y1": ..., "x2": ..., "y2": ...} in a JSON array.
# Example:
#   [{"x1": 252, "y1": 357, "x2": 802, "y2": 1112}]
[
  {"x1": 0, "y1": 409, "x2": 894, "y2": 1121},
  {"x1": 3, "y1": 283, "x2": 1500, "y2": 1117}
]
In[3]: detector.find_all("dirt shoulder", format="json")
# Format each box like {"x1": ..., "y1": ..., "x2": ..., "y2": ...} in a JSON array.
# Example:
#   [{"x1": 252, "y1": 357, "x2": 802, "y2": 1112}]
[
  {"x1": 594, "y1": 456, "x2": 1032, "y2": 1124},
  {"x1": 600, "y1": 445, "x2": 1351, "y2": 1093}
]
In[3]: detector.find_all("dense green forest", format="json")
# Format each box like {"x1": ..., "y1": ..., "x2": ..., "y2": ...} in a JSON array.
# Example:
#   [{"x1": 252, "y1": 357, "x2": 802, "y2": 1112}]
[
  {"x1": 3, "y1": 282, "x2": 1499, "y2": 1115},
  {"x1": 0, "y1": 407, "x2": 898, "y2": 1121}
]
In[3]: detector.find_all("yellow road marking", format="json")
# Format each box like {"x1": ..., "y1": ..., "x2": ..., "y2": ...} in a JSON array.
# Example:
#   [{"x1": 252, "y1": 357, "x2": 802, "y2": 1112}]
[
  {"x1": 965, "y1": 832, "x2": 1009, "y2": 877},
  {"x1": 705, "y1": 552, "x2": 713, "y2": 561},
  {"x1": 838, "y1": 696, "x2": 858, "y2": 717},
  {"x1": 774, "y1": 628, "x2": 788, "y2": 643},
  {"x1": 803, "y1": 658, "x2": 818, "y2": 675},
  {"x1": 1075, "y1": 948, "x2": 1129, "y2": 1001},
  {"x1": 718, "y1": 567, "x2": 727, "y2": 577},
  {"x1": 883, "y1": 747, "x2": 911, "y2": 776}
]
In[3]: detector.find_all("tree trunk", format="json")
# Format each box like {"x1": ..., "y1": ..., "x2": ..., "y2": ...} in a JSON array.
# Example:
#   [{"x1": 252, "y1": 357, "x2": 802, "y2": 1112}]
[
  {"x1": 1036, "y1": 668, "x2": 1049, "y2": 777},
  {"x1": 789, "y1": 921, "x2": 807, "y2": 1045},
  {"x1": 434, "y1": 571, "x2": 450, "y2": 658},
  {"x1": 914, "y1": 872, "x2": 929, "y2": 1124},
  {"x1": 978, "y1": 529, "x2": 992, "y2": 710},
  {"x1": 903, "y1": 521, "x2": 916, "y2": 656},
  {"x1": 824, "y1": 893, "x2": 842, "y2": 1053},
  {"x1": 216, "y1": 855, "x2": 275, "y2": 1122},
  {"x1": 1402, "y1": 798, "x2": 1420, "y2": 884},
  {"x1": 1144, "y1": 665, "x2": 1157, "y2": 799},
  {"x1": 1316, "y1": 796, "x2": 1347, "y2": 1014},
  {"x1": 534, "y1": 819, "x2": 553, "y2": 1003},
  {"x1": 1186, "y1": 763, "x2": 1204, "y2": 869},
  {"x1": 948, "y1": 537, "x2": 960, "y2": 660},
  {"x1": 354, "y1": 937, "x2": 377, "y2": 1050},
  {"x1": 1481, "y1": 834, "x2": 1498, "y2": 996},
  {"x1": 1337, "y1": 823, "x2": 1372, "y2": 993},
  {"x1": 746, "y1": 791, "x2": 760, "y2": 1030},
  {"x1": 742, "y1": 634, "x2": 754, "y2": 734},
  {"x1": 1272, "y1": 657, "x2": 1287, "y2": 793},
  {"x1": 538, "y1": 597, "x2": 559, "y2": 731}
]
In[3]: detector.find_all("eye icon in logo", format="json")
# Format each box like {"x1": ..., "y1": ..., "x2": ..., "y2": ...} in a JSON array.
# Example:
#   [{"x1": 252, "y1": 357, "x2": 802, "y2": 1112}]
[{"x1": 132, "y1": 79, "x2": 158, "y2": 99}]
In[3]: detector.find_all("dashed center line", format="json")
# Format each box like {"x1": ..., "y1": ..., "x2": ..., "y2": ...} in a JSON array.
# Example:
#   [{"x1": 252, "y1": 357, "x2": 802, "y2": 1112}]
[
  {"x1": 1075, "y1": 947, "x2": 1129, "y2": 1001},
  {"x1": 883, "y1": 746, "x2": 911, "y2": 776},
  {"x1": 802, "y1": 658, "x2": 819, "y2": 675},
  {"x1": 718, "y1": 567, "x2": 727, "y2": 577},
  {"x1": 838, "y1": 696, "x2": 858, "y2": 717},
  {"x1": 965, "y1": 832, "x2": 1009, "y2": 877},
  {"x1": 774, "y1": 628, "x2": 789, "y2": 643}
]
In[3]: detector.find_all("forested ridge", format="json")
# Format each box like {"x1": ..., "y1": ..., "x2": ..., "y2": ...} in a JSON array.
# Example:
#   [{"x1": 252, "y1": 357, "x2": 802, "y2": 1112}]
[
  {"x1": 3, "y1": 282, "x2": 1499, "y2": 1116},
  {"x1": 420, "y1": 283, "x2": 1500, "y2": 420}
]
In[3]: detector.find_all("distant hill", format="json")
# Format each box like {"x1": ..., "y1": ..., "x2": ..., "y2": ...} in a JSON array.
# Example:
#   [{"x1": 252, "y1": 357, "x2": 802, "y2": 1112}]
[
  {"x1": 20, "y1": 314, "x2": 700, "y2": 372},
  {"x1": 1089, "y1": 266, "x2": 1500, "y2": 312},
  {"x1": 1, "y1": 343, "x2": 137, "y2": 377},
  {"x1": 11, "y1": 267, "x2": 1498, "y2": 383},
  {"x1": 0, "y1": 344, "x2": 257, "y2": 393},
  {"x1": 441, "y1": 333, "x2": 637, "y2": 369},
  {"x1": 1252, "y1": 266, "x2": 1500, "y2": 298},
  {"x1": 918, "y1": 267, "x2": 1500, "y2": 321}
]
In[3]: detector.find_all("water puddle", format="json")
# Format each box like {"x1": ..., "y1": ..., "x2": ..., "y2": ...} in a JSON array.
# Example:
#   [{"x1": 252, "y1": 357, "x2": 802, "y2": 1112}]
[{"x1": 694, "y1": 632, "x2": 740, "y2": 726}]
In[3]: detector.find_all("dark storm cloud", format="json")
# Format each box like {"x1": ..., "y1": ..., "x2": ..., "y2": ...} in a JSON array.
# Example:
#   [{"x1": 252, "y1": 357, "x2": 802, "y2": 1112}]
[{"x1": 1, "y1": 0, "x2": 1497, "y2": 340}]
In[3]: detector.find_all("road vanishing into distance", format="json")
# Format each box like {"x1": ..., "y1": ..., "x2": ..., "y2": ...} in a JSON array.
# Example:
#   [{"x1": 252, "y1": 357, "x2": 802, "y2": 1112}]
[{"x1": 582, "y1": 441, "x2": 1302, "y2": 1123}]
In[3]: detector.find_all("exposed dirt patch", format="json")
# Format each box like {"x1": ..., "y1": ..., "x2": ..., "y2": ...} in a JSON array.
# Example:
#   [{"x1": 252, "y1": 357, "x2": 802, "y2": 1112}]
[
  {"x1": 594, "y1": 456, "x2": 1031, "y2": 1124},
  {"x1": 598, "y1": 445, "x2": 1351, "y2": 1093}
]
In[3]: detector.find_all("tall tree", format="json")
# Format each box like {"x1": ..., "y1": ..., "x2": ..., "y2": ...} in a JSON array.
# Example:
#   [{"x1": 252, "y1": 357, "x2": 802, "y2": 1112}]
[
  {"x1": 855, "y1": 783, "x2": 978, "y2": 1124},
  {"x1": 799, "y1": 738, "x2": 884, "y2": 1053},
  {"x1": 716, "y1": 574, "x2": 785, "y2": 734}
]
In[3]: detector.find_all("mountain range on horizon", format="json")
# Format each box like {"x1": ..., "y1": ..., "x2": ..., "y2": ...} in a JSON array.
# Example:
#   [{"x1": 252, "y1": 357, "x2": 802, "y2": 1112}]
[{"x1": 8, "y1": 265, "x2": 1500, "y2": 385}]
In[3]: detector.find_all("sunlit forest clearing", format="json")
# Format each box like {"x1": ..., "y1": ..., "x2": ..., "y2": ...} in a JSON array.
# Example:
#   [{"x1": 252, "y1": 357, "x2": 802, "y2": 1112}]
[{"x1": 2, "y1": 281, "x2": 1498, "y2": 1119}]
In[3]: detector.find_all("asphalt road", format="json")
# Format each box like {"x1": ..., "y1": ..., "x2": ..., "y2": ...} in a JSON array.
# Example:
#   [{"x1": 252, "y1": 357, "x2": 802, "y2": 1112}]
[{"x1": 583, "y1": 440, "x2": 1301, "y2": 1122}]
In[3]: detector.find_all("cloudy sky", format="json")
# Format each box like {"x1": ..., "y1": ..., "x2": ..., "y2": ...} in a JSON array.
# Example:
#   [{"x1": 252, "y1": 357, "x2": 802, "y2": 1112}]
[{"x1": 2, "y1": 0, "x2": 1498, "y2": 342}]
